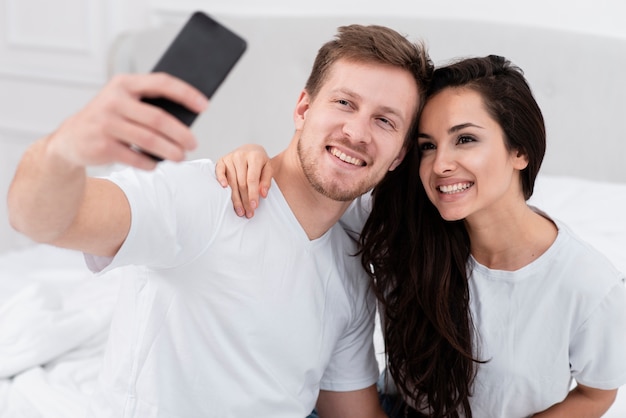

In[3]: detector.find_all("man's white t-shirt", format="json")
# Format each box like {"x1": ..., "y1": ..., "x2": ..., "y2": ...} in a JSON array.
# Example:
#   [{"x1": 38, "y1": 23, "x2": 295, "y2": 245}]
[{"x1": 84, "y1": 160, "x2": 380, "y2": 418}]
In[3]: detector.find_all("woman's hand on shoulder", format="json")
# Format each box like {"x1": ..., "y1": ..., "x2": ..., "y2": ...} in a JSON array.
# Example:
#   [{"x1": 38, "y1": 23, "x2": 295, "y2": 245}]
[{"x1": 215, "y1": 143, "x2": 272, "y2": 218}]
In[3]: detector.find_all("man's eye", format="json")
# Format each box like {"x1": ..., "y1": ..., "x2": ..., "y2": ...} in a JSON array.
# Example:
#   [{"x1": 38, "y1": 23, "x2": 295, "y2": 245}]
[
  {"x1": 337, "y1": 99, "x2": 350, "y2": 106},
  {"x1": 377, "y1": 117, "x2": 394, "y2": 128}
]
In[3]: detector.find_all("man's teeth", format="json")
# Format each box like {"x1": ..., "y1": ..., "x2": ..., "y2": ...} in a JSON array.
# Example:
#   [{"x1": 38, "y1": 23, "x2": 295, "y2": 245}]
[
  {"x1": 331, "y1": 148, "x2": 364, "y2": 166},
  {"x1": 439, "y1": 183, "x2": 473, "y2": 194}
]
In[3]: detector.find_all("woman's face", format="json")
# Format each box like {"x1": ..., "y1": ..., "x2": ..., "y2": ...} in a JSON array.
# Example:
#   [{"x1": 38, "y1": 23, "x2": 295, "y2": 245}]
[{"x1": 417, "y1": 87, "x2": 528, "y2": 223}]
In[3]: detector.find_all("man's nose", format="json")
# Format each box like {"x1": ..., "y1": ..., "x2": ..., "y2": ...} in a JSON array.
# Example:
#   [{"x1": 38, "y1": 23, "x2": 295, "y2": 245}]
[{"x1": 341, "y1": 113, "x2": 372, "y2": 144}]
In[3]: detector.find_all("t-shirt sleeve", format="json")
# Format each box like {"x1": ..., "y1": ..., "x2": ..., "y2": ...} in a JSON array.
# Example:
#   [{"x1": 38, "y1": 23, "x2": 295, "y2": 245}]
[
  {"x1": 85, "y1": 160, "x2": 226, "y2": 273},
  {"x1": 319, "y1": 288, "x2": 380, "y2": 391},
  {"x1": 570, "y1": 279, "x2": 626, "y2": 389},
  {"x1": 339, "y1": 192, "x2": 372, "y2": 242}
]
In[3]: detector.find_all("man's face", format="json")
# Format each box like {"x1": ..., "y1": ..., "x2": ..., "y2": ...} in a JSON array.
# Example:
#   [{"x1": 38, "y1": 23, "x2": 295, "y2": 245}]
[{"x1": 294, "y1": 59, "x2": 419, "y2": 201}]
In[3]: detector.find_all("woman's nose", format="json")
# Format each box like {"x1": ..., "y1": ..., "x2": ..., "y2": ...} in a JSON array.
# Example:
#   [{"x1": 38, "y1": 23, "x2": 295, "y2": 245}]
[{"x1": 432, "y1": 147, "x2": 456, "y2": 174}]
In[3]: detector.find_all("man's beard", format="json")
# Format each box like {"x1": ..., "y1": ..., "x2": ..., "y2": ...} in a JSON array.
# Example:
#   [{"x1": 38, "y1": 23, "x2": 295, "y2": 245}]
[{"x1": 297, "y1": 133, "x2": 373, "y2": 202}]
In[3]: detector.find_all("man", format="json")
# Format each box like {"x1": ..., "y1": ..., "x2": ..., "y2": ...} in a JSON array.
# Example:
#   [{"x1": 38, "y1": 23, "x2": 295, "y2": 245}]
[{"x1": 8, "y1": 24, "x2": 432, "y2": 417}]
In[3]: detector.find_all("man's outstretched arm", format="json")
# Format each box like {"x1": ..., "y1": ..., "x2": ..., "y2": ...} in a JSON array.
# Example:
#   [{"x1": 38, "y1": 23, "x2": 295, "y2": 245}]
[{"x1": 8, "y1": 72, "x2": 207, "y2": 256}]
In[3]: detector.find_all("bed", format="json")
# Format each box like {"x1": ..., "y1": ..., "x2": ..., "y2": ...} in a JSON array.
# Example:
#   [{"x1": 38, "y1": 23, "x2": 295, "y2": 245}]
[{"x1": 1, "y1": 12, "x2": 625, "y2": 417}]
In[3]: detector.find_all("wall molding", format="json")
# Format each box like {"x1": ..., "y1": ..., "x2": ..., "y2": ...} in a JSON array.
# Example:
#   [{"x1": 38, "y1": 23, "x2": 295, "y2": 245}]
[
  {"x1": 5, "y1": 0, "x2": 94, "y2": 54},
  {"x1": 1, "y1": 0, "x2": 108, "y2": 84},
  {"x1": 0, "y1": 67, "x2": 105, "y2": 86},
  {"x1": 151, "y1": 7, "x2": 193, "y2": 25}
]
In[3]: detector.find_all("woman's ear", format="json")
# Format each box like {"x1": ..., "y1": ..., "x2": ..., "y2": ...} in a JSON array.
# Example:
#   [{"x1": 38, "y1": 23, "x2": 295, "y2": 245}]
[
  {"x1": 513, "y1": 149, "x2": 529, "y2": 170},
  {"x1": 293, "y1": 90, "x2": 311, "y2": 129}
]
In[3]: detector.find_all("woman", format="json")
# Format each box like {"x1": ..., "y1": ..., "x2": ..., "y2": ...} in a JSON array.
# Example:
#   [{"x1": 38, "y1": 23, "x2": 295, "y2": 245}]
[
  {"x1": 359, "y1": 54, "x2": 626, "y2": 417},
  {"x1": 217, "y1": 55, "x2": 626, "y2": 417}
]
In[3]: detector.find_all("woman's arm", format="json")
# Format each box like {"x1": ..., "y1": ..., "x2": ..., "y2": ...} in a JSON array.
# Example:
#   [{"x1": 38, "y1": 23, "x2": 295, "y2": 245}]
[
  {"x1": 532, "y1": 384, "x2": 617, "y2": 417},
  {"x1": 315, "y1": 385, "x2": 388, "y2": 418}
]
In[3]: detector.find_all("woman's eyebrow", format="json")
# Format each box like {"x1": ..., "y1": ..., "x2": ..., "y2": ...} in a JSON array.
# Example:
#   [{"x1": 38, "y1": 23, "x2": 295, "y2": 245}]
[
  {"x1": 449, "y1": 122, "x2": 484, "y2": 133},
  {"x1": 418, "y1": 122, "x2": 485, "y2": 140}
]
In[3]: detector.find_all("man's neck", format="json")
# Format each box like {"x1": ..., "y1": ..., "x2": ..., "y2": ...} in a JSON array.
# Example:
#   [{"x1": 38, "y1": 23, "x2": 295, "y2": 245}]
[{"x1": 271, "y1": 152, "x2": 351, "y2": 240}]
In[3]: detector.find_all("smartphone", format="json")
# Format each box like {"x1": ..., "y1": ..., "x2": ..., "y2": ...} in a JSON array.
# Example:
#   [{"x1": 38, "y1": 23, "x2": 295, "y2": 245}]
[{"x1": 141, "y1": 11, "x2": 247, "y2": 160}]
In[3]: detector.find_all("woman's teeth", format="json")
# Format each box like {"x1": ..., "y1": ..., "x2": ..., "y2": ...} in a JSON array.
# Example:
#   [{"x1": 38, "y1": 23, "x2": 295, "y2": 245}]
[{"x1": 438, "y1": 183, "x2": 473, "y2": 194}]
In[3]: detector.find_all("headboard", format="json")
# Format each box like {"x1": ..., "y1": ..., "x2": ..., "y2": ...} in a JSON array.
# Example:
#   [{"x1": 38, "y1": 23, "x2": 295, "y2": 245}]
[{"x1": 109, "y1": 14, "x2": 626, "y2": 183}]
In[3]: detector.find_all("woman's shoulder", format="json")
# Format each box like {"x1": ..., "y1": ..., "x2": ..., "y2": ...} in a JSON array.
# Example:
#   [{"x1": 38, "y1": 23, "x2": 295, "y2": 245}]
[{"x1": 552, "y1": 219, "x2": 625, "y2": 289}]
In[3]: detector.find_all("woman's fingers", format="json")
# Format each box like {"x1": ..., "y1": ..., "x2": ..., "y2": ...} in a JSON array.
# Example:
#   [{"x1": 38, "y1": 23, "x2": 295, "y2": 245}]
[{"x1": 216, "y1": 144, "x2": 273, "y2": 218}]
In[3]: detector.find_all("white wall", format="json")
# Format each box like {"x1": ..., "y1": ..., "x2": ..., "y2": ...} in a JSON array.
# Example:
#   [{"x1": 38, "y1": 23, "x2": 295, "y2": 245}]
[
  {"x1": 1, "y1": 0, "x2": 625, "y2": 254},
  {"x1": 0, "y1": 0, "x2": 150, "y2": 253},
  {"x1": 156, "y1": 0, "x2": 626, "y2": 39}
]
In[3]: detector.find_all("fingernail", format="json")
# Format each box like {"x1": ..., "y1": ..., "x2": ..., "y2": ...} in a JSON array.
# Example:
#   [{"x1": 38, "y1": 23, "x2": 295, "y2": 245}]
[
  {"x1": 235, "y1": 207, "x2": 244, "y2": 217},
  {"x1": 251, "y1": 200, "x2": 257, "y2": 209},
  {"x1": 197, "y1": 96, "x2": 209, "y2": 110}
]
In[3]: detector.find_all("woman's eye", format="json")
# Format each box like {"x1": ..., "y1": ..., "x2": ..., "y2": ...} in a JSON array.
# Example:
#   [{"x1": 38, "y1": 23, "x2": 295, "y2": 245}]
[
  {"x1": 418, "y1": 142, "x2": 435, "y2": 151},
  {"x1": 458, "y1": 135, "x2": 475, "y2": 144}
]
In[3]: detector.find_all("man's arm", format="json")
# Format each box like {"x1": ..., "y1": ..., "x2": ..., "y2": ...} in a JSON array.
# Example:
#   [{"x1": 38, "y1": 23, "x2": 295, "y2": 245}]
[
  {"x1": 8, "y1": 140, "x2": 131, "y2": 257},
  {"x1": 8, "y1": 72, "x2": 207, "y2": 256},
  {"x1": 315, "y1": 385, "x2": 387, "y2": 418}
]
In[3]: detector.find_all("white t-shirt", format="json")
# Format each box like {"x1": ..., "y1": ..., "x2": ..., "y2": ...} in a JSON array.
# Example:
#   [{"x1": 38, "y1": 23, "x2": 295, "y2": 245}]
[
  {"x1": 344, "y1": 196, "x2": 626, "y2": 417},
  {"x1": 84, "y1": 160, "x2": 379, "y2": 418},
  {"x1": 468, "y1": 219, "x2": 626, "y2": 417}
]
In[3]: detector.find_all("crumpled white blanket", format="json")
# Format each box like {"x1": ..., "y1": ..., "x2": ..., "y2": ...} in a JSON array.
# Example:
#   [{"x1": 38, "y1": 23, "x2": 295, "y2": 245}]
[
  {"x1": 0, "y1": 282, "x2": 114, "y2": 378},
  {"x1": 0, "y1": 245, "x2": 123, "y2": 418}
]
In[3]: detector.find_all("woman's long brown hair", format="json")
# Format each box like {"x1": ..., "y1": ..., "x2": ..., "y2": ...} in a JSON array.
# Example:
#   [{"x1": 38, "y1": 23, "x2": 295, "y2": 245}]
[
  {"x1": 360, "y1": 55, "x2": 545, "y2": 417},
  {"x1": 360, "y1": 140, "x2": 475, "y2": 417}
]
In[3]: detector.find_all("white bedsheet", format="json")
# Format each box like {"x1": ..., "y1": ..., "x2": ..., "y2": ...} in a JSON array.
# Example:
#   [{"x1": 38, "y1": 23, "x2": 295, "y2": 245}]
[
  {"x1": 529, "y1": 175, "x2": 626, "y2": 275},
  {"x1": 0, "y1": 175, "x2": 624, "y2": 417}
]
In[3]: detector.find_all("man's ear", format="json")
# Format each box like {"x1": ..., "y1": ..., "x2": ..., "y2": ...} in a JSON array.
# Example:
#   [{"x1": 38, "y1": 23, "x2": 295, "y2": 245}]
[
  {"x1": 388, "y1": 146, "x2": 407, "y2": 171},
  {"x1": 293, "y1": 90, "x2": 311, "y2": 129}
]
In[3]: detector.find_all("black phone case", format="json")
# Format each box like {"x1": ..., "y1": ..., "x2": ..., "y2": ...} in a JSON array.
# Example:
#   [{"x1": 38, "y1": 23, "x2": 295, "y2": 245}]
[{"x1": 140, "y1": 11, "x2": 247, "y2": 160}]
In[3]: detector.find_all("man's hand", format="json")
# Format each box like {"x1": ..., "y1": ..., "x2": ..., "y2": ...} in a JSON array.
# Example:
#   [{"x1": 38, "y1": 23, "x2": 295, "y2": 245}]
[
  {"x1": 8, "y1": 72, "x2": 209, "y2": 256},
  {"x1": 48, "y1": 72, "x2": 208, "y2": 170}
]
